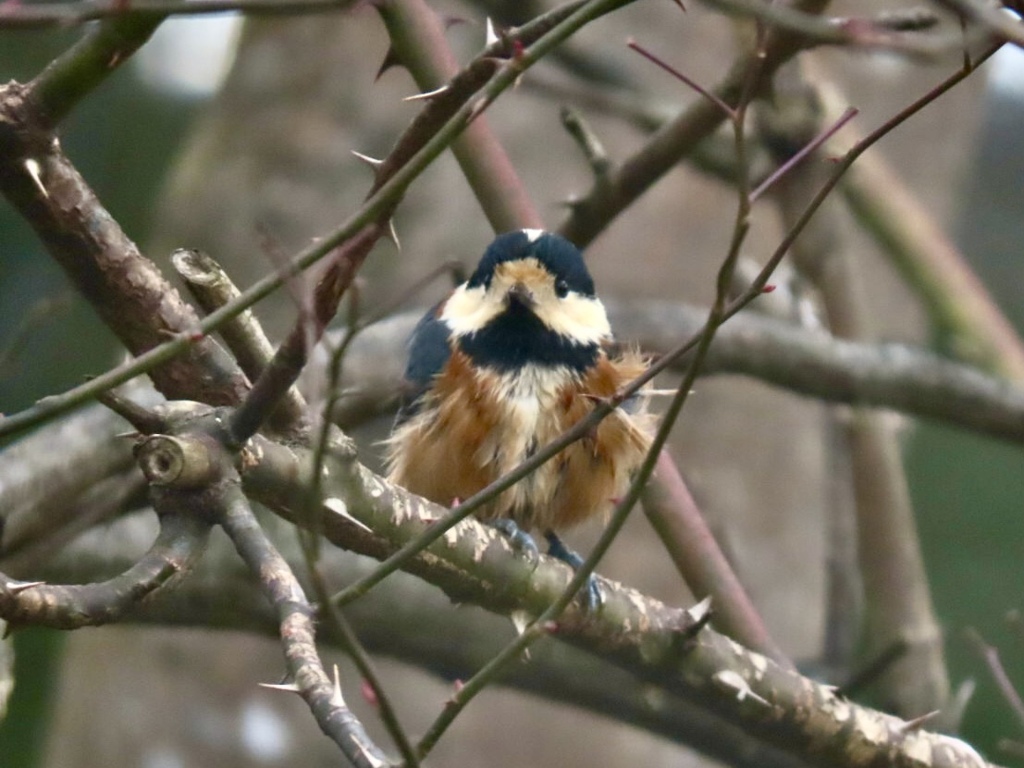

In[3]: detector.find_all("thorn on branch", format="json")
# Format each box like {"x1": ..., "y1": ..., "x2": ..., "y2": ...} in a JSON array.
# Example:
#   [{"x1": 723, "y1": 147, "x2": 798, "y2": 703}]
[
  {"x1": 898, "y1": 710, "x2": 940, "y2": 732},
  {"x1": 6, "y1": 580, "x2": 46, "y2": 596},
  {"x1": 712, "y1": 670, "x2": 771, "y2": 707},
  {"x1": 403, "y1": 84, "x2": 450, "y2": 102},
  {"x1": 683, "y1": 595, "x2": 714, "y2": 638},
  {"x1": 510, "y1": 610, "x2": 530, "y2": 637},
  {"x1": 259, "y1": 680, "x2": 303, "y2": 694},
  {"x1": 23, "y1": 158, "x2": 48, "y2": 198},
  {"x1": 323, "y1": 496, "x2": 373, "y2": 533},
  {"x1": 331, "y1": 663, "x2": 346, "y2": 707},
  {"x1": 385, "y1": 218, "x2": 401, "y2": 251},
  {"x1": 351, "y1": 150, "x2": 385, "y2": 172},
  {"x1": 375, "y1": 45, "x2": 402, "y2": 81}
]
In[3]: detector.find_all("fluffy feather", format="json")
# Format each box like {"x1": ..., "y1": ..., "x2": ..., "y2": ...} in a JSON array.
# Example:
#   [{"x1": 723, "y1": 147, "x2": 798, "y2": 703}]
[{"x1": 385, "y1": 230, "x2": 652, "y2": 533}]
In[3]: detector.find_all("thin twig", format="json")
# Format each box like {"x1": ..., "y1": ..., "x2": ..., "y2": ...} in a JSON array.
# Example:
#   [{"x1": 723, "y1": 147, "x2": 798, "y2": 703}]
[
  {"x1": 965, "y1": 627, "x2": 1024, "y2": 733},
  {"x1": 559, "y1": 0, "x2": 833, "y2": 247},
  {"x1": 749, "y1": 106, "x2": 858, "y2": 202},
  {"x1": 0, "y1": 0, "x2": 360, "y2": 29}
]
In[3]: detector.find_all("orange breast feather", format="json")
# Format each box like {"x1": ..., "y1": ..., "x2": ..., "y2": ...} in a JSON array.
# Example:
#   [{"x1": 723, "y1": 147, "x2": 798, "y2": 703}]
[{"x1": 386, "y1": 350, "x2": 651, "y2": 532}]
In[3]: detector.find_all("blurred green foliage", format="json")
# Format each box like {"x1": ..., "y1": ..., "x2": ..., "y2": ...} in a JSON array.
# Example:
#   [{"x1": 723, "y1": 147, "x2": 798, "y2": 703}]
[{"x1": 0, "y1": 28, "x2": 202, "y2": 767}]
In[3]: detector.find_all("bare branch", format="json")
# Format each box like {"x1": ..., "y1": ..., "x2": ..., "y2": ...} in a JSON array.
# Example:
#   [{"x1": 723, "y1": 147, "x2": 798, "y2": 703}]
[
  {"x1": 36, "y1": 511, "x2": 810, "y2": 768},
  {"x1": 0, "y1": 0, "x2": 358, "y2": 30},
  {"x1": 558, "y1": 0, "x2": 832, "y2": 247},
  {"x1": 0, "y1": 103, "x2": 249, "y2": 411},
  {"x1": 0, "y1": 512, "x2": 209, "y2": 630},
  {"x1": 376, "y1": 0, "x2": 544, "y2": 231},
  {"x1": 237, "y1": 430, "x2": 997, "y2": 768},
  {"x1": 218, "y1": 487, "x2": 390, "y2": 768},
  {"x1": 643, "y1": 451, "x2": 791, "y2": 666},
  {"x1": 172, "y1": 248, "x2": 308, "y2": 433}
]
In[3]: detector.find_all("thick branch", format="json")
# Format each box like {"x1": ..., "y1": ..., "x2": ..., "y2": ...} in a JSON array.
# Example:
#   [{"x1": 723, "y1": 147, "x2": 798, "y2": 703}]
[
  {"x1": 0, "y1": 91, "x2": 248, "y2": 406},
  {"x1": 237, "y1": 430, "x2": 994, "y2": 768},
  {"x1": 0, "y1": 512, "x2": 209, "y2": 629},
  {"x1": 40, "y1": 511, "x2": 808, "y2": 768},
  {"x1": 217, "y1": 487, "x2": 389, "y2": 767},
  {"x1": 333, "y1": 303, "x2": 1024, "y2": 445}
]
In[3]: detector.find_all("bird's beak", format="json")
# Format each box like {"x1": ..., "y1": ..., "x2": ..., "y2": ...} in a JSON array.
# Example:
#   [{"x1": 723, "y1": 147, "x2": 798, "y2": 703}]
[{"x1": 507, "y1": 282, "x2": 537, "y2": 310}]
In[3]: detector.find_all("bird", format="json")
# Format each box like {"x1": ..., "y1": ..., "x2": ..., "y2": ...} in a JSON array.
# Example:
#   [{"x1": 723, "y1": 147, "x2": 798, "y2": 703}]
[{"x1": 385, "y1": 229, "x2": 652, "y2": 604}]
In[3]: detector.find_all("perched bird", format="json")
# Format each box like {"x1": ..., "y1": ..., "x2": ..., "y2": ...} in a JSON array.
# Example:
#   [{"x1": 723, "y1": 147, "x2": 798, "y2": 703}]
[{"x1": 386, "y1": 229, "x2": 652, "y2": 598}]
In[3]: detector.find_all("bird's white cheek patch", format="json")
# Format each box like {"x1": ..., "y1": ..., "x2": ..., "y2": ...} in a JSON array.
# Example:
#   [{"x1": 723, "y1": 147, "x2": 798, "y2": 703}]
[
  {"x1": 441, "y1": 284, "x2": 502, "y2": 335},
  {"x1": 533, "y1": 294, "x2": 611, "y2": 344}
]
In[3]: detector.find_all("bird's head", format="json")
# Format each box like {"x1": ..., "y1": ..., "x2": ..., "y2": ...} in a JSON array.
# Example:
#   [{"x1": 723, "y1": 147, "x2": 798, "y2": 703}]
[{"x1": 441, "y1": 229, "x2": 611, "y2": 350}]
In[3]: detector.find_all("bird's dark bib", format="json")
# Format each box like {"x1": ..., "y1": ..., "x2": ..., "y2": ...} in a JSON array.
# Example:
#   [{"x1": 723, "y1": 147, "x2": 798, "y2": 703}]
[{"x1": 458, "y1": 303, "x2": 598, "y2": 373}]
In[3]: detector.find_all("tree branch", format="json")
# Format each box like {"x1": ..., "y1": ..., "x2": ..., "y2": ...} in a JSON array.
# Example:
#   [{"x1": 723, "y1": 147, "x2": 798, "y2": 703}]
[
  {"x1": 36, "y1": 510, "x2": 809, "y2": 768},
  {"x1": 376, "y1": 0, "x2": 544, "y2": 232},
  {"x1": 235, "y1": 427, "x2": 996, "y2": 768},
  {"x1": 558, "y1": 0, "x2": 832, "y2": 247},
  {"x1": 331, "y1": 302, "x2": 1024, "y2": 445}
]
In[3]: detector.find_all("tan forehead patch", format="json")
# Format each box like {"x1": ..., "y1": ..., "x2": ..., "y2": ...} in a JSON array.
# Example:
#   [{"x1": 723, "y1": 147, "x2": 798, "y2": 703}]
[{"x1": 494, "y1": 258, "x2": 553, "y2": 286}]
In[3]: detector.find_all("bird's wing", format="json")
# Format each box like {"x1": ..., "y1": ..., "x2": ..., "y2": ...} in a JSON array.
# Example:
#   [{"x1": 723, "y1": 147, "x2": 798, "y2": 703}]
[{"x1": 394, "y1": 300, "x2": 452, "y2": 427}]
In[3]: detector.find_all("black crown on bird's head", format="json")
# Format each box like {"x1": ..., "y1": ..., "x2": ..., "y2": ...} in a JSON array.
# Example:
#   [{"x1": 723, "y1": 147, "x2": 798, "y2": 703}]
[{"x1": 466, "y1": 229, "x2": 596, "y2": 298}]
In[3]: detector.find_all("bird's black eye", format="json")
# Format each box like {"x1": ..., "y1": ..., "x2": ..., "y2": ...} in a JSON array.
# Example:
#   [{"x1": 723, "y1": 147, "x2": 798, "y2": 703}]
[{"x1": 554, "y1": 278, "x2": 570, "y2": 298}]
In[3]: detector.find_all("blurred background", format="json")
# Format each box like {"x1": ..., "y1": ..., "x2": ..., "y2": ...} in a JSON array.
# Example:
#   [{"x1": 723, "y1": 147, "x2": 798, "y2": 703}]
[{"x1": 2, "y1": 1, "x2": 1023, "y2": 766}]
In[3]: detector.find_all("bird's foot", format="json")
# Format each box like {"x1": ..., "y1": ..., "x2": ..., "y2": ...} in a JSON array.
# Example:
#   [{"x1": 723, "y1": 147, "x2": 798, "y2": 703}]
[
  {"x1": 544, "y1": 531, "x2": 601, "y2": 612},
  {"x1": 489, "y1": 518, "x2": 540, "y2": 560}
]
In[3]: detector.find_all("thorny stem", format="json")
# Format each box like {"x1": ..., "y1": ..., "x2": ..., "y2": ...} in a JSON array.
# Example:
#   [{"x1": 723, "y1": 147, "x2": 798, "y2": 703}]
[
  {"x1": 333, "y1": 27, "x2": 1001, "y2": 613},
  {"x1": 0, "y1": 0, "x2": 359, "y2": 29},
  {"x1": 25, "y1": 14, "x2": 165, "y2": 127},
  {"x1": 297, "y1": 535, "x2": 420, "y2": 767},
  {"x1": 377, "y1": 0, "x2": 543, "y2": 232},
  {"x1": 0, "y1": 0, "x2": 643, "y2": 441},
  {"x1": 218, "y1": 486, "x2": 389, "y2": 767}
]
